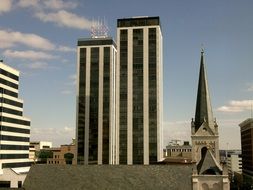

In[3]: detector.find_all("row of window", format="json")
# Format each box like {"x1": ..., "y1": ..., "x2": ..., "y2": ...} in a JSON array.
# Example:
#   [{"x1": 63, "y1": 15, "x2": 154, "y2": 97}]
[
  {"x1": 0, "y1": 125, "x2": 30, "y2": 134},
  {"x1": 0, "y1": 78, "x2": 18, "y2": 89},
  {"x1": 0, "y1": 144, "x2": 29, "y2": 150},
  {"x1": 1, "y1": 107, "x2": 23, "y2": 116},
  {"x1": 2, "y1": 161, "x2": 31, "y2": 168},
  {"x1": 0, "y1": 154, "x2": 29, "y2": 159},
  {"x1": 0, "y1": 97, "x2": 23, "y2": 108},
  {"x1": 0, "y1": 135, "x2": 29, "y2": 142},
  {"x1": 0, "y1": 68, "x2": 19, "y2": 81},
  {"x1": 1, "y1": 116, "x2": 30, "y2": 126},
  {"x1": 0, "y1": 87, "x2": 18, "y2": 98}
]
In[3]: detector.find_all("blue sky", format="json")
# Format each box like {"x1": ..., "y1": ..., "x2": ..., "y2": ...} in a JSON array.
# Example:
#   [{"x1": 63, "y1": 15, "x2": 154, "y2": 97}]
[{"x1": 0, "y1": 0, "x2": 252, "y2": 149}]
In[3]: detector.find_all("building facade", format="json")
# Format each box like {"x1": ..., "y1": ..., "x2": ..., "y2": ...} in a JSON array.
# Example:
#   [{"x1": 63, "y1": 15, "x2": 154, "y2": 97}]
[
  {"x1": 191, "y1": 51, "x2": 229, "y2": 190},
  {"x1": 164, "y1": 141, "x2": 192, "y2": 158},
  {"x1": 226, "y1": 150, "x2": 242, "y2": 175},
  {"x1": 239, "y1": 118, "x2": 253, "y2": 185},
  {"x1": 29, "y1": 141, "x2": 52, "y2": 161},
  {"x1": 47, "y1": 144, "x2": 76, "y2": 165},
  {"x1": 76, "y1": 38, "x2": 117, "y2": 165},
  {"x1": 116, "y1": 16, "x2": 163, "y2": 165},
  {"x1": 0, "y1": 61, "x2": 31, "y2": 172}
]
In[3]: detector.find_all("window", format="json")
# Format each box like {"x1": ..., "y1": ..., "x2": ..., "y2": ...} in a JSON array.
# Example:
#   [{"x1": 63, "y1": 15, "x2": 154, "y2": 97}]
[
  {"x1": 0, "y1": 181, "x2": 10, "y2": 188},
  {"x1": 18, "y1": 181, "x2": 22, "y2": 188}
]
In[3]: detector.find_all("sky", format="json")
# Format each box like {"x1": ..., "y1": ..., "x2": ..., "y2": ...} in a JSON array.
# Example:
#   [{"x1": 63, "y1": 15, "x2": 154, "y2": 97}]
[{"x1": 0, "y1": 0, "x2": 252, "y2": 149}]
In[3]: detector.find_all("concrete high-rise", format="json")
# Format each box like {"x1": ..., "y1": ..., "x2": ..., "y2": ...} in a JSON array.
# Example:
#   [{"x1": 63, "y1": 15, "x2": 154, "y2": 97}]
[
  {"x1": 115, "y1": 17, "x2": 163, "y2": 164},
  {"x1": 0, "y1": 61, "x2": 31, "y2": 172},
  {"x1": 76, "y1": 38, "x2": 117, "y2": 165}
]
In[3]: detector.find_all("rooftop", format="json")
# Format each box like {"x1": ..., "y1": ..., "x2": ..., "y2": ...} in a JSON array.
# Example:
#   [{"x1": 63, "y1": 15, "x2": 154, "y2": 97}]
[{"x1": 23, "y1": 164, "x2": 193, "y2": 190}]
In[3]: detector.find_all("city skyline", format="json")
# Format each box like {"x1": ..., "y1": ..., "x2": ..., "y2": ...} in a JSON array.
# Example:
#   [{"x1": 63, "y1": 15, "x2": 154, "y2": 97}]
[{"x1": 0, "y1": 0, "x2": 253, "y2": 149}]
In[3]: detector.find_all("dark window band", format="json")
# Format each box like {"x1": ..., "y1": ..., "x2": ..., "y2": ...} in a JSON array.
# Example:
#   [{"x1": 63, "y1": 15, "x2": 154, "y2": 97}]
[
  {"x1": 2, "y1": 162, "x2": 32, "y2": 168},
  {"x1": 0, "y1": 107, "x2": 22, "y2": 116},
  {"x1": 0, "y1": 125, "x2": 30, "y2": 134},
  {"x1": 0, "y1": 78, "x2": 18, "y2": 89},
  {"x1": 0, "y1": 88, "x2": 18, "y2": 98},
  {"x1": 1, "y1": 116, "x2": 30, "y2": 126},
  {"x1": 0, "y1": 135, "x2": 29, "y2": 142},
  {"x1": 0, "y1": 145, "x2": 29, "y2": 150},
  {"x1": 0, "y1": 68, "x2": 19, "y2": 81},
  {"x1": 0, "y1": 97, "x2": 23, "y2": 108},
  {"x1": 0, "y1": 154, "x2": 29, "y2": 159}
]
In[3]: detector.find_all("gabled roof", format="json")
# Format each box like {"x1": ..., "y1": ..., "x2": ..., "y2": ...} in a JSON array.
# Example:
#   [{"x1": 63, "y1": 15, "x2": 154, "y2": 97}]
[
  {"x1": 194, "y1": 120, "x2": 215, "y2": 136},
  {"x1": 197, "y1": 149, "x2": 222, "y2": 175},
  {"x1": 194, "y1": 50, "x2": 215, "y2": 132}
]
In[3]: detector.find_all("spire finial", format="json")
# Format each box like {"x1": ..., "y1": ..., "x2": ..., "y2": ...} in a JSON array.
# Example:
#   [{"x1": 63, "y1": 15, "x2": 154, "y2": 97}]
[{"x1": 201, "y1": 44, "x2": 204, "y2": 54}]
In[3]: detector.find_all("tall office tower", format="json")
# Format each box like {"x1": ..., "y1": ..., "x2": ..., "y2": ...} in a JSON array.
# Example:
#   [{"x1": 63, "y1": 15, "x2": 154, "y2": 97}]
[
  {"x1": 239, "y1": 118, "x2": 253, "y2": 185},
  {"x1": 76, "y1": 38, "x2": 117, "y2": 165},
  {"x1": 0, "y1": 61, "x2": 31, "y2": 172},
  {"x1": 116, "y1": 17, "x2": 163, "y2": 165},
  {"x1": 191, "y1": 50, "x2": 229, "y2": 190}
]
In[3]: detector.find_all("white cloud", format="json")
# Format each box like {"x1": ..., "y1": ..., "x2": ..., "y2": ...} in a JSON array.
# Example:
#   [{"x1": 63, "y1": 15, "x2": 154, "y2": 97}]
[
  {"x1": 0, "y1": 0, "x2": 12, "y2": 14},
  {"x1": 17, "y1": 0, "x2": 77, "y2": 10},
  {"x1": 247, "y1": 84, "x2": 253, "y2": 92},
  {"x1": 64, "y1": 74, "x2": 76, "y2": 86},
  {"x1": 217, "y1": 100, "x2": 253, "y2": 113},
  {"x1": 57, "y1": 45, "x2": 76, "y2": 52},
  {"x1": 0, "y1": 29, "x2": 55, "y2": 50},
  {"x1": 24, "y1": 62, "x2": 49, "y2": 69},
  {"x1": 30, "y1": 126, "x2": 75, "y2": 146},
  {"x1": 3, "y1": 50, "x2": 57, "y2": 60},
  {"x1": 61, "y1": 90, "x2": 73, "y2": 95},
  {"x1": 163, "y1": 120, "x2": 191, "y2": 147},
  {"x1": 35, "y1": 10, "x2": 92, "y2": 30},
  {"x1": 43, "y1": 0, "x2": 77, "y2": 10},
  {"x1": 17, "y1": 0, "x2": 39, "y2": 8}
]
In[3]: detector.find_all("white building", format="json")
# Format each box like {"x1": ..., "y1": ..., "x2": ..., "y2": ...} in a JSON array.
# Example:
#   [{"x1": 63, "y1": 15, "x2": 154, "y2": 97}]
[
  {"x1": 29, "y1": 141, "x2": 52, "y2": 161},
  {"x1": 0, "y1": 61, "x2": 31, "y2": 187},
  {"x1": 116, "y1": 16, "x2": 163, "y2": 165},
  {"x1": 226, "y1": 150, "x2": 242, "y2": 174}
]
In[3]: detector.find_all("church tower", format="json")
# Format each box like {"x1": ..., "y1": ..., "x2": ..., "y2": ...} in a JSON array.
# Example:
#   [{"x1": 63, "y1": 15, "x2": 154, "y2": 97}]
[
  {"x1": 191, "y1": 50, "x2": 229, "y2": 190},
  {"x1": 191, "y1": 49, "x2": 219, "y2": 163}
]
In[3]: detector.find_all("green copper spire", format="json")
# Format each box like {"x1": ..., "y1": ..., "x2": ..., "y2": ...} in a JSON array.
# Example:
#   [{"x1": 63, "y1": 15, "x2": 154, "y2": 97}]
[{"x1": 194, "y1": 50, "x2": 214, "y2": 131}]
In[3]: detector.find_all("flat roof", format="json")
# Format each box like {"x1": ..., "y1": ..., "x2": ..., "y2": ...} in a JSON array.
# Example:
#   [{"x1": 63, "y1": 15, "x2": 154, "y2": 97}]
[
  {"x1": 77, "y1": 37, "x2": 116, "y2": 47},
  {"x1": 117, "y1": 16, "x2": 160, "y2": 28},
  {"x1": 239, "y1": 118, "x2": 253, "y2": 128}
]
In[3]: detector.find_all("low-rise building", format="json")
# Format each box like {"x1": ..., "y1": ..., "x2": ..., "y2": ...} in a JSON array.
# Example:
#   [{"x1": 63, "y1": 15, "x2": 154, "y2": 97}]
[
  {"x1": 164, "y1": 141, "x2": 192, "y2": 159},
  {"x1": 47, "y1": 144, "x2": 76, "y2": 165},
  {"x1": 226, "y1": 150, "x2": 242, "y2": 175}
]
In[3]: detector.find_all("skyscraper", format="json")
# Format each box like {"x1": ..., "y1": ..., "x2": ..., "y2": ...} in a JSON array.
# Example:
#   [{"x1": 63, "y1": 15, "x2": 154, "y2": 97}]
[
  {"x1": 76, "y1": 38, "x2": 117, "y2": 165},
  {"x1": 239, "y1": 118, "x2": 253, "y2": 185},
  {"x1": 191, "y1": 50, "x2": 229, "y2": 190},
  {"x1": 0, "y1": 61, "x2": 31, "y2": 172},
  {"x1": 115, "y1": 17, "x2": 163, "y2": 164}
]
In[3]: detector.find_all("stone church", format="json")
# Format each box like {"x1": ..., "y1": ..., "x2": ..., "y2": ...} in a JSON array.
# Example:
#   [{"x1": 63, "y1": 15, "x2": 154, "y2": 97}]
[{"x1": 191, "y1": 50, "x2": 230, "y2": 190}]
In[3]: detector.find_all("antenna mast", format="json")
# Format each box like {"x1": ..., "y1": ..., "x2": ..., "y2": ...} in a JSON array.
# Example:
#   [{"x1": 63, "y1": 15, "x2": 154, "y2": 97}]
[{"x1": 90, "y1": 18, "x2": 109, "y2": 39}]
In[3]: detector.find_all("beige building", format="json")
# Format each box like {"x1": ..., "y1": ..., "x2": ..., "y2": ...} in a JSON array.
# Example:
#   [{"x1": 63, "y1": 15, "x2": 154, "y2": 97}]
[
  {"x1": 191, "y1": 50, "x2": 229, "y2": 190},
  {"x1": 29, "y1": 141, "x2": 52, "y2": 162},
  {"x1": 47, "y1": 144, "x2": 77, "y2": 165},
  {"x1": 164, "y1": 141, "x2": 192, "y2": 158}
]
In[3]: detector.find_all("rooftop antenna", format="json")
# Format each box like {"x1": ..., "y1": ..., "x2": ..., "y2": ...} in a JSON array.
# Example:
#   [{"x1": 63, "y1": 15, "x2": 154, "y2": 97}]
[{"x1": 90, "y1": 17, "x2": 109, "y2": 39}]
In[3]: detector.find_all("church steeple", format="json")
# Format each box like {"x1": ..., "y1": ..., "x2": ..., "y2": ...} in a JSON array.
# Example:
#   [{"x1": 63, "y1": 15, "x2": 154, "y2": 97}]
[{"x1": 194, "y1": 49, "x2": 215, "y2": 132}]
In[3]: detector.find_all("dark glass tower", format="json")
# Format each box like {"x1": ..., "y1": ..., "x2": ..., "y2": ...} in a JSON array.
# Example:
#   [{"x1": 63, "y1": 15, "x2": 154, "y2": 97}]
[
  {"x1": 116, "y1": 17, "x2": 163, "y2": 164},
  {"x1": 76, "y1": 38, "x2": 117, "y2": 164}
]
